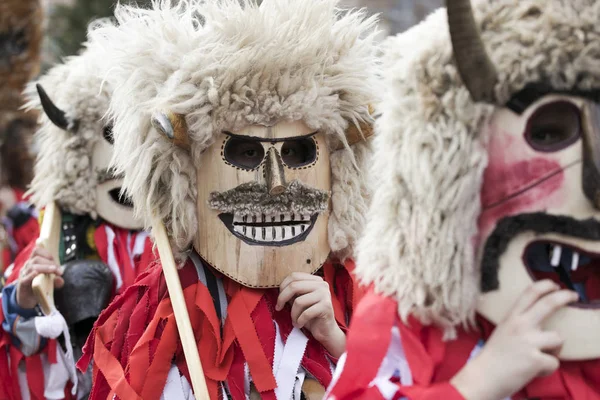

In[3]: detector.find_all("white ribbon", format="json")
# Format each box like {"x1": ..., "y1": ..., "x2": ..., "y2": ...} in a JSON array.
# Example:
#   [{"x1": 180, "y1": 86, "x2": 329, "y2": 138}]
[
  {"x1": 272, "y1": 324, "x2": 309, "y2": 400},
  {"x1": 34, "y1": 309, "x2": 78, "y2": 399},
  {"x1": 104, "y1": 225, "x2": 123, "y2": 290}
]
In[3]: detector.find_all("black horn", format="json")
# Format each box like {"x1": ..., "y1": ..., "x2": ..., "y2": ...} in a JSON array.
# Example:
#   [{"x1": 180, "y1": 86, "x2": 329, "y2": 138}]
[
  {"x1": 447, "y1": 0, "x2": 498, "y2": 102},
  {"x1": 36, "y1": 84, "x2": 73, "y2": 131}
]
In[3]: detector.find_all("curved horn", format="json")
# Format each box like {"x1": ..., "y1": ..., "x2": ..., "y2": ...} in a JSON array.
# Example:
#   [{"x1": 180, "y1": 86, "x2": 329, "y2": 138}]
[
  {"x1": 36, "y1": 84, "x2": 72, "y2": 131},
  {"x1": 447, "y1": 0, "x2": 498, "y2": 102},
  {"x1": 151, "y1": 111, "x2": 190, "y2": 150}
]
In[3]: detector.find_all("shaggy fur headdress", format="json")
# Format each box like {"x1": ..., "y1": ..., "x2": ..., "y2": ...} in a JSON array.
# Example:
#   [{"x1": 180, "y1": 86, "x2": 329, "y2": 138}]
[
  {"x1": 89, "y1": 0, "x2": 380, "y2": 259},
  {"x1": 24, "y1": 43, "x2": 114, "y2": 216},
  {"x1": 357, "y1": 0, "x2": 600, "y2": 336}
]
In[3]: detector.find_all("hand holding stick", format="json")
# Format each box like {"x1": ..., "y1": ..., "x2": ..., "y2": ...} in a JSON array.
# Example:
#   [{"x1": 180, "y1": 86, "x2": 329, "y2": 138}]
[{"x1": 31, "y1": 202, "x2": 62, "y2": 315}]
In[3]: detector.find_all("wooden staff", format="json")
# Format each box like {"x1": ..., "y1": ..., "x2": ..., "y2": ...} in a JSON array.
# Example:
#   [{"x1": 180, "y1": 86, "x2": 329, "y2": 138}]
[
  {"x1": 31, "y1": 201, "x2": 62, "y2": 315},
  {"x1": 152, "y1": 218, "x2": 210, "y2": 399}
]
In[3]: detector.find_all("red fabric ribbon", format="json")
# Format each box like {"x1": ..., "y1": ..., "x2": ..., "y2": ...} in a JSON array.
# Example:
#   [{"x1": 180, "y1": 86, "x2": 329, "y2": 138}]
[
  {"x1": 84, "y1": 258, "x2": 357, "y2": 400},
  {"x1": 0, "y1": 222, "x2": 152, "y2": 400},
  {"x1": 330, "y1": 289, "x2": 600, "y2": 400}
]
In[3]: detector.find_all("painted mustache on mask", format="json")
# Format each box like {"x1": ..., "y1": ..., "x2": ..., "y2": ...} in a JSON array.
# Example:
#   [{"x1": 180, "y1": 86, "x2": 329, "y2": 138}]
[
  {"x1": 208, "y1": 180, "x2": 330, "y2": 216},
  {"x1": 96, "y1": 168, "x2": 124, "y2": 184}
]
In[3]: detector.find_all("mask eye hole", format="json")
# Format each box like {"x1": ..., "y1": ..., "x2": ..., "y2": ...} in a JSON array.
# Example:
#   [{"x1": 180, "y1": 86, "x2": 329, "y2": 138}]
[
  {"x1": 224, "y1": 137, "x2": 265, "y2": 169},
  {"x1": 103, "y1": 125, "x2": 114, "y2": 145},
  {"x1": 281, "y1": 137, "x2": 317, "y2": 167},
  {"x1": 526, "y1": 101, "x2": 581, "y2": 152}
]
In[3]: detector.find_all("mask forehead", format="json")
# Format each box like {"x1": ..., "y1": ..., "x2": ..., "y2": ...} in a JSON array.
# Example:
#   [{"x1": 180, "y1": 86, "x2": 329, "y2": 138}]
[
  {"x1": 195, "y1": 120, "x2": 332, "y2": 288},
  {"x1": 232, "y1": 120, "x2": 314, "y2": 140}
]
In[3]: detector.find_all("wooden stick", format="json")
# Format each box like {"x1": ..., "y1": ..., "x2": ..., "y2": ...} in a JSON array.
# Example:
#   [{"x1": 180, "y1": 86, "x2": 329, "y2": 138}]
[
  {"x1": 32, "y1": 201, "x2": 62, "y2": 315},
  {"x1": 152, "y1": 218, "x2": 210, "y2": 399}
]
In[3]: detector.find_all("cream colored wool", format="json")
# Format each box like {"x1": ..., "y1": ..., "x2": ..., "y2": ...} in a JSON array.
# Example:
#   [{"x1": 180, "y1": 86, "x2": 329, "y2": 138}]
[
  {"x1": 23, "y1": 41, "x2": 113, "y2": 216},
  {"x1": 357, "y1": 0, "x2": 600, "y2": 337},
  {"x1": 89, "y1": 0, "x2": 380, "y2": 259}
]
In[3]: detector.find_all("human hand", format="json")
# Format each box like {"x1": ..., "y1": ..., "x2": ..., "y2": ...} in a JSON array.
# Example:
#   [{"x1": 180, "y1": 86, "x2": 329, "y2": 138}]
[
  {"x1": 451, "y1": 280, "x2": 577, "y2": 400},
  {"x1": 276, "y1": 272, "x2": 346, "y2": 357},
  {"x1": 16, "y1": 246, "x2": 63, "y2": 309}
]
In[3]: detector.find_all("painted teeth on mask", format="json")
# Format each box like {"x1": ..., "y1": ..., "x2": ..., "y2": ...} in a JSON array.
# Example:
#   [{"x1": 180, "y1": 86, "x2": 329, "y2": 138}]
[
  {"x1": 548, "y1": 244, "x2": 583, "y2": 272},
  {"x1": 550, "y1": 245, "x2": 562, "y2": 268},
  {"x1": 232, "y1": 212, "x2": 311, "y2": 243},
  {"x1": 571, "y1": 251, "x2": 580, "y2": 272}
]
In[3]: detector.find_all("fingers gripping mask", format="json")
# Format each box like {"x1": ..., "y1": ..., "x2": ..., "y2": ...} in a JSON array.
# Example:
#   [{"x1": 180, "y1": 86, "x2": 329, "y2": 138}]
[
  {"x1": 476, "y1": 92, "x2": 600, "y2": 360},
  {"x1": 196, "y1": 121, "x2": 331, "y2": 288}
]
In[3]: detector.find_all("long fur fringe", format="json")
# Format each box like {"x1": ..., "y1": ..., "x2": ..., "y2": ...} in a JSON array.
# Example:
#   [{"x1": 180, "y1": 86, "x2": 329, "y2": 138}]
[
  {"x1": 357, "y1": 0, "x2": 600, "y2": 337},
  {"x1": 88, "y1": 0, "x2": 381, "y2": 259}
]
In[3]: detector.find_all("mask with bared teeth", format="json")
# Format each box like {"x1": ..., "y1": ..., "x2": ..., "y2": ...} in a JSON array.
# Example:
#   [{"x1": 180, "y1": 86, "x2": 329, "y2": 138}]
[
  {"x1": 356, "y1": 0, "x2": 600, "y2": 360},
  {"x1": 476, "y1": 88, "x2": 600, "y2": 360},
  {"x1": 151, "y1": 116, "x2": 372, "y2": 288}
]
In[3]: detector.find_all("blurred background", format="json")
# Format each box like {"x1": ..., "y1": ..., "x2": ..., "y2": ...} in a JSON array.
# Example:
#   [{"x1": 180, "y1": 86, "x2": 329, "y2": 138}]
[{"x1": 41, "y1": 0, "x2": 443, "y2": 69}]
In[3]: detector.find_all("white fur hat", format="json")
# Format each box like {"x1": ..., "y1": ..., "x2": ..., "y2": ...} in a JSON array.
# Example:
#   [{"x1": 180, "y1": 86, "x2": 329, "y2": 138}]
[
  {"x1": 357, "y1": 0, "x2": 600, "y2": 335},
  {"x1": 88, "y1": 0, "x2": 381, "y2": 259},
  {"x1": 24, "y1": 42, "x2": 114, "y2": 216}
]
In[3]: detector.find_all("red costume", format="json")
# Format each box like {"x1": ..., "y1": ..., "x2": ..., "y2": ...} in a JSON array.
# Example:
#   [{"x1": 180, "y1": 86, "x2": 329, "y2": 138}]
[
  {"x1": 330, "y1": 291, "x2": 600, "y2": 400},
  {"x1": 0, "y1": 225, "x2": 153, "y2": 400},
  {"x1": 81, "y1": 257, "x2": 360, "y2": 400},
  {"x1": 1, "y1": 189, "x2": 39, "y2": 272}
]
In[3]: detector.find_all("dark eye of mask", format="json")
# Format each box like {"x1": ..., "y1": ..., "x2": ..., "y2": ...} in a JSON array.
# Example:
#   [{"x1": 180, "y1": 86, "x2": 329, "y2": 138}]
[
  {"x1": 280, "y1": 137, "x2": 317, "y2": 167},
  {"x1": 526, "y1": 101, "x2": 581, "y2": 152},
  {"x1": 103, "y1": 125, "x2": 114, "y2": 145},
  {"x1": 224, "y1": 137, "x2": 265, "y2": 169}
]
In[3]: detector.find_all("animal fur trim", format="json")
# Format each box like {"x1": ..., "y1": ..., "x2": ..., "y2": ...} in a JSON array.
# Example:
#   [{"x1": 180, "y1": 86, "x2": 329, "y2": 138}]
[
  {"x1": 209, "y1": 181, "x2": 330, "y2": 216},
  {"x1": 357, "y1": 0, "x2": 600, "y2": 336},
  {"x1": 88, "y1": 0, "x2": 381, "y2": 259}
]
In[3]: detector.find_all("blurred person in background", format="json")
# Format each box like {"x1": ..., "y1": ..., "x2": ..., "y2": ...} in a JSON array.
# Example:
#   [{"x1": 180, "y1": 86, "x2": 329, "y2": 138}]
[{"x1": 0, "y1": 0, "x2": 43, "y2": 278}]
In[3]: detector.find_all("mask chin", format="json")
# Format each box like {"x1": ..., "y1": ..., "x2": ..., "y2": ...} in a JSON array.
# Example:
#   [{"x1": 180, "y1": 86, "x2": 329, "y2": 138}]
[
  {"x1": 95, "y1": 179, "x2": 143, "y2": 230},
  {"x1": 478, "y1": 213, "x2": 600, "y2": 360}
]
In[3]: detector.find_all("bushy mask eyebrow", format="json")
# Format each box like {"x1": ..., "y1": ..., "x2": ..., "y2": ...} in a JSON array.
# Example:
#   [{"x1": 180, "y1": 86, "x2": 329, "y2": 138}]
[
  {"x1": 506, "y1": 82, "x2": 600, "y2": 114},
  {"x1": 222, "y1": 130, "x2": 318, "y2": 143}
]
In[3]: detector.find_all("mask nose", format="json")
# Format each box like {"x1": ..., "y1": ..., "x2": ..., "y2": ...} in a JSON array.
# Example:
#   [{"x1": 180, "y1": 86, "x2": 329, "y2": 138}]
[
  {"x1": 582, "y1": 102, "x2": 600, "y2": 209},
  {"x1": 265, "y1": 147, "x2": 286, "y2": 195}
]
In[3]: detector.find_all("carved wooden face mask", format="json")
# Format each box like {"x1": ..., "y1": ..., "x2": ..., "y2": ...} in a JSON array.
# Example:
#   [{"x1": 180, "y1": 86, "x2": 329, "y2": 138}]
[
  {"x1": 195, "y1": 121, "x2": 331, "y2": 287},
  {"x1": 475, "y1": 94, "x2": 600, "y2": 360}
]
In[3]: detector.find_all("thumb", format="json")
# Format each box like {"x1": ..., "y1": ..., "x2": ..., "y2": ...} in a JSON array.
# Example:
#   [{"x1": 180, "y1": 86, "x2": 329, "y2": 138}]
[{"x1": 54, "y1": 276, "x2": 65, "y2": 289}]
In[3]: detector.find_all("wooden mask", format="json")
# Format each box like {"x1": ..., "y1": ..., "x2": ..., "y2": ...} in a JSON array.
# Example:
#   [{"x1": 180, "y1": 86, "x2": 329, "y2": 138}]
[{"x1": 194, "y1": 121, "x2": 331, "y2": 288}]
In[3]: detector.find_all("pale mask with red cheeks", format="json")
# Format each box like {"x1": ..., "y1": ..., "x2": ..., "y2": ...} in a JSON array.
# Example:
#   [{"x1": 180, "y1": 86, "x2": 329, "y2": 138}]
[
  {"x1": 476, "y1": 88, "x2": 600, "y2": 360},
  {"x1": 91, "y1": 124, "x2": 142, "y2": 230}
]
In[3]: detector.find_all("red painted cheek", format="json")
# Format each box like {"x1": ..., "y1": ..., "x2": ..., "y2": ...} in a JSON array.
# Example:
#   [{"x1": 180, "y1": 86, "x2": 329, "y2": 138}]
[
  {"x1": 478, "y1": 162, "x2": 565, "y2": 238},
  {"x1": 475, "y1": 123, "x2": 566, "y2": 244},
  {"x1": 481, "y1": 158, "x2": 563, "y2": 208}
]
